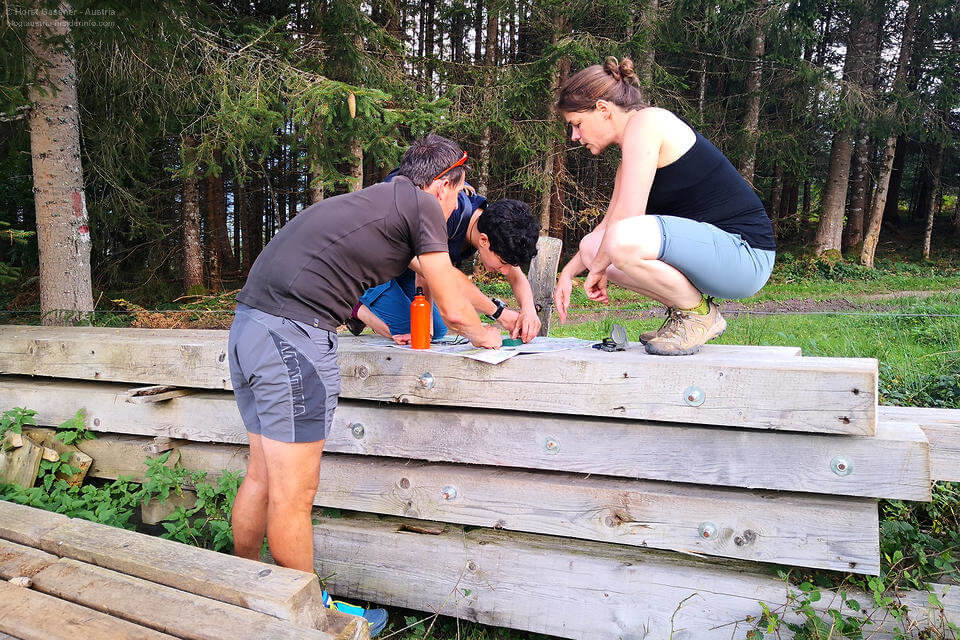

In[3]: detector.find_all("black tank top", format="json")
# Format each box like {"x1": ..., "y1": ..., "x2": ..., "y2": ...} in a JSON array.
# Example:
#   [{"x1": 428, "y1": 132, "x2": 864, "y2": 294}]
[{"x1": 646, "y1": 129, "x2": 776, "y2": 250}]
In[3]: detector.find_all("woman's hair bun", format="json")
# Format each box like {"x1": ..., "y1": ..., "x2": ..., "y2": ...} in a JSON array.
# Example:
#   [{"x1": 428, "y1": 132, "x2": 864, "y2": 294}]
[
  {"x1": 603, "y1": 56, "x2": 639, "y2": 86},
  {"x1": 603, "y1": 56, "x2": 622, "y2": 81}
]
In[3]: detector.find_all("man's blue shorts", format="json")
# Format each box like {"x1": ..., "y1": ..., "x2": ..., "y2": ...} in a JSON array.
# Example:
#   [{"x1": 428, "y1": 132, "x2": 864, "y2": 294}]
[
  {"x1": 359, "y1": 276, "x2": 448, "y2": 338},
  {"x1": 655, "y1": 215, "x2": 776, "y2": 299}
]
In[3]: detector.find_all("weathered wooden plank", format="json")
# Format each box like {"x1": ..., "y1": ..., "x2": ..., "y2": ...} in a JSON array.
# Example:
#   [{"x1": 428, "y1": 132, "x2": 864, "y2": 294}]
[
  {"x1": 63, "y1": 433, "x2": 881, "y2": 573},
  {"x1": 0, "y1": 325, "x2": 795, "y2": 392},
  {"x1": 123, "y1": 385, "x2": 196, "y2": 404},
  {"x1": 29, "y1": 559, "x2": 339, "y2": 640},
  {"x1": 338, "y1": 337, "x2": 877, "y2": 434},
  {"x1": 881, "y1": 405, "x2": 960, "y2": 482},
  {"x1": 527, "y1": 235, "x2": 562, "y2": 336},
  {"x1": 0, "y1": 500, "x2": 70, "y2": 547},
  {"x1": 0, "y1": 432, "x2": 42, "y2": 488},
  {"x1": 0, "y1": 579, "x2": 177, "y2": 640},
  {"x1": 0, "y1": 538, "x2": 58, "y2": 580},
  {"x1": 0, "y1": 377, "x2": 924, "y2": 499},
  {"x1": 311, "y1": 512, "x2": 959, "y2": 640},
  {"x1": 36, "y1": 517, "x2": 328, "y2": 629},
  {"x1": 0, "y1": 325, "x2": 875, "y2": 433},
  {"x1": 140, "y1": 490, "x2": 197, "y2": 525},
  {"x1": 21, "y1": 427, "x2": 92, "y2": 486},
  {"x1": 316, "y1": 455, "x2": 880, "y2": 573},
  {"x1": 0, "y1": 325, "x2": 233, "y2": 389}
]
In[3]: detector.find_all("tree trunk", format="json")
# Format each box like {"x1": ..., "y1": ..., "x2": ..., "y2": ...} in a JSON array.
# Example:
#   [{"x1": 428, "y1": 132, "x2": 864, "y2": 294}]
[
  {"x1": 474, "y1": 0, "x2": 483, "y2": 63},
  {"x1": 26, "y1": 1, "x2": 94, "y2": 325},
  {"x1": 921, "y1": 144, "x2": 943, "y2": 260},
  {"x1": 737, "y1": 0, "x2": 765, "y2": 185},
  {"x1": 697, "y1": 55, "x2": 707, "y2": 121},
  {"x1": 843, "y1": 10, "x2": 879, "y2": 254},
  {"x1": 883, "y1": 137, "x2": 907, "y2": 222},
  {"x1": 242, "y1": 175, "x2": 263, "y2": 272},
  {"x1": 814, "y1": 131, "x2": 856, "y2": 254},
  {"x1": 539, "y1": 14, "x2": 569, "y2": 238},
  {"x1": 203, "y1": 174, "x2": 221, "y2": 288},
  {"x1": 310, "y1": 144, "x2": 325, "y2": 204},
  {"x1": 276, "y1": 146, "x2": 287, "y2": 228},
  {"x1": 181, "y1": 137, "x2": 203, "y2": 292},
  {"x1": 768, "y1": 165, "x2": 783, "y2": 225},
  {"x1": 348, "y1": 138, "x2": 364, "y2": 192},
  {"x1": 425, "y1": 0, "x2": 435, "y2": 90},
  {"x1": 233, "y1": 178, "x2": 242, "y2": 266},
  {"x1": 288, "y1": 124, "x2": 299, "y2": 221},
  {"x1": 477, "y1": 0, "x2": 498, "y2": 195},
  {"x1": 843, "y1": 134, "x2": 872, "y2": 252},
  {"x1": 953, "y1": 186, "x2": 960, "y2": 234},
  {"x1": 860, "y1": 0, "x2": 920, "y2": 267},
  {"x1": 639, "y1": 0, "x2": 658, "y2": 88},
  {"x1": 813, "y1": 4, "x2": 872, "y2": 255}
]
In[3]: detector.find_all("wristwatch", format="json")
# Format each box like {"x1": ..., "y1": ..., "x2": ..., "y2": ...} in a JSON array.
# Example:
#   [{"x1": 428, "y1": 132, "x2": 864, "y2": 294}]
[{"x1": 485, "y1": 297, "x2": 506, "y2": 322}]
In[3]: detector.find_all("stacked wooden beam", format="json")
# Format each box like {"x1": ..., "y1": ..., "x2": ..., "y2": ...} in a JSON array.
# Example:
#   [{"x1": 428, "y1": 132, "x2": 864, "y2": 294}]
[
  {"x1": 1, "y1": 325, "x2": 958, "y2": 639},
  {"x1": 0, "y1": 501, "x2": 368, "y2": 640}
]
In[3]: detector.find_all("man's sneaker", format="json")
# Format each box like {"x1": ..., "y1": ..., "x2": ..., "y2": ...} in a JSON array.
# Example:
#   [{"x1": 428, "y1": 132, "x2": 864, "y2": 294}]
[
  {"x1": 639, "y1": 307, "x2": 678, "y2": 344},
  {"x1": 322, "y1": 590, "x2": 388, "y2": 637},
  {"x1": 644, "y1": 299, "x2": 726, "y2": 356}
]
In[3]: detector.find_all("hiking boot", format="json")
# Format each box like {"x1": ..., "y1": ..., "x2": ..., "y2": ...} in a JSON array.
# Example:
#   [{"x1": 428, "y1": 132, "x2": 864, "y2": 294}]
[
  {"x1": 644, "y1": 299, "x2": 726, "y2": 356},
  {"x1": 639, "y1": 307, "x2": 678, "y2": 344},
  {"x1": 322, "y1": 590, "x2": 389, "y2": 637}
]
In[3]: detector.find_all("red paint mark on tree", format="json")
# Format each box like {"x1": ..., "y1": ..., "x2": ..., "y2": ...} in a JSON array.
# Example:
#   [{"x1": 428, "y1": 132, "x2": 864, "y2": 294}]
[
  {"x1": 77, "y1": 225, "x2": 89, "y2": 234},
  {"x1": 73, "y1": 191, "x2": 84, "y2": 219}
]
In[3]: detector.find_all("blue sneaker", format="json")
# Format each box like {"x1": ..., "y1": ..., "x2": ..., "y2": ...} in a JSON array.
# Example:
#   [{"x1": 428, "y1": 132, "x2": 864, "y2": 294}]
[{"x1": 322, "y1": 590, "x2": 389, "y2": 637}]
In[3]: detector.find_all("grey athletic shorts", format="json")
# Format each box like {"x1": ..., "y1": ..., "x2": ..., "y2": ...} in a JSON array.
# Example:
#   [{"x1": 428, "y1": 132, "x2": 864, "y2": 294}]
[
  {"x1": 655, "y1": 215, "x2": 776, "y2": 299},
  {"x1": 228, "y1": 303, "x2": 340, "y2": 443}
]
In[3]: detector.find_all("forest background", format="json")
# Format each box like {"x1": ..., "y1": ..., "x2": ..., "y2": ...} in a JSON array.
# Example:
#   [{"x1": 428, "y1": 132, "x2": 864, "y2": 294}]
[{"x1": 0, "y1": 0, "x2": 957, "y2": 321}]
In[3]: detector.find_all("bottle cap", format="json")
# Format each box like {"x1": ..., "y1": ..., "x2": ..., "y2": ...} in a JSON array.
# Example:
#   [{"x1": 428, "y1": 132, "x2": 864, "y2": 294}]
[{"x1": 415, "y1": 286, "x2": 424, "y2": 296}]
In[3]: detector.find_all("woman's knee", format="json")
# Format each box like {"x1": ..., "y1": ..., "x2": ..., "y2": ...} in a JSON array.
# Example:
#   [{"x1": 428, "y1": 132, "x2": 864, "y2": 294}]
[
  {"x1": 607, "y1": 216, "x2": 662, "y2": 267},
  {"x1": 578, "y1": 228, "x2": 605, "y2": 262}
]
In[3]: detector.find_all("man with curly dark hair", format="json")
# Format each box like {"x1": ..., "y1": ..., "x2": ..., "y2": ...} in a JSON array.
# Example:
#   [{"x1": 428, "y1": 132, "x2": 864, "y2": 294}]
[{"x1": 347, "y1": 185, "x2": 543, "y2": 343}]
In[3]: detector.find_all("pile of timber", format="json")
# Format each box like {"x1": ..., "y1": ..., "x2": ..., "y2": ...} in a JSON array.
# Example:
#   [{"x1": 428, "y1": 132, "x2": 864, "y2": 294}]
[
  {"x1": 0, "y1": 426, "x2": 92, "y2": 490},
  {"x1": 1, "y1": 324, "x2": 959, "y2": 639},
  {"x1": 0, "y1": 501, "x2": 368, "y2": 640}
]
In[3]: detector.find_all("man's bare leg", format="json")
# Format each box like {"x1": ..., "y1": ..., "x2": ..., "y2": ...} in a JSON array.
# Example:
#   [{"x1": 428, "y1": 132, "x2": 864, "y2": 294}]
[
  {"x1": 261, "y1": 437, "x2": 326, "y2": 572},
  {"x1": 232, "y1": 432, "x2": 269, "y2": 561}
]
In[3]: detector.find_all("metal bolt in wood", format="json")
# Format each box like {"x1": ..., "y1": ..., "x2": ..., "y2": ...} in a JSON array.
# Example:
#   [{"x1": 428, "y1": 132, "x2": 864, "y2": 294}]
[
  {"x1": 698, "y1": 522, "x2": 718, "y2": 540},
  {"x1": 418, "y1": 372, "x2": 435, "y2": 389},
  {"x1": 683, "y1": 385, "x2": 705, "y2": 407},
  {"x1": 544, "y1": 437, "x2": 560, "y2": 454},
  {"x1": 350, "y1": 423, "x2": 365, "y2": 439},
  {"x1": 441, "y1": 485, "x2": 458, "y2": 500},
  {"x1": 831, "y1": 455, "x2": 853, "y2": 476}
]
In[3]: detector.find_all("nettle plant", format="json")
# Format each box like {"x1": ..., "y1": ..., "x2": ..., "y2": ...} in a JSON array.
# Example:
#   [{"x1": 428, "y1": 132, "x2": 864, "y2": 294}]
[{"x1": 1, "y1": 406, "x2": 242, "y2": 552}]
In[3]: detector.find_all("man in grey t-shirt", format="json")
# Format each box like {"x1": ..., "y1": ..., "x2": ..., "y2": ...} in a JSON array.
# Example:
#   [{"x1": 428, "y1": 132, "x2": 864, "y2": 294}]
[{"x1": 227, "y1": 135, "x2": 500, "y2": 634}]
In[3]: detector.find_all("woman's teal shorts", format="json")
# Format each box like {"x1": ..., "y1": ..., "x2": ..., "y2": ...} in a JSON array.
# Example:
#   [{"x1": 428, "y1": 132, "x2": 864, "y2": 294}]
[{"x1": 655, "y1": 215, "x2": 776, "y2": 300}]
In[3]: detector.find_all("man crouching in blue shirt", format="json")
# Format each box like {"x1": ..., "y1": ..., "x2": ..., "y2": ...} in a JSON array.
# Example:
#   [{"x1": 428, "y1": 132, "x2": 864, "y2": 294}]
[{"x1": 346, "y1": 176, "x2": 542, "y2": 343}]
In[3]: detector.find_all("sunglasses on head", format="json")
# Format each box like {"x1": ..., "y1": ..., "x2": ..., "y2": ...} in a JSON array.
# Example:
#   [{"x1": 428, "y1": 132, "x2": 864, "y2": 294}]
[{"x1": 433, "y1": 151, "x2": 468, "y2": 183}]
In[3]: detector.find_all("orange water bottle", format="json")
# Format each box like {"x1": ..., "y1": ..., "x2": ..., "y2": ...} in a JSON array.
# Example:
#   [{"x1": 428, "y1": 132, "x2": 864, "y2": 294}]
[{"x1": 410, "y1": 286, "x2": 431, "y2": 349}]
